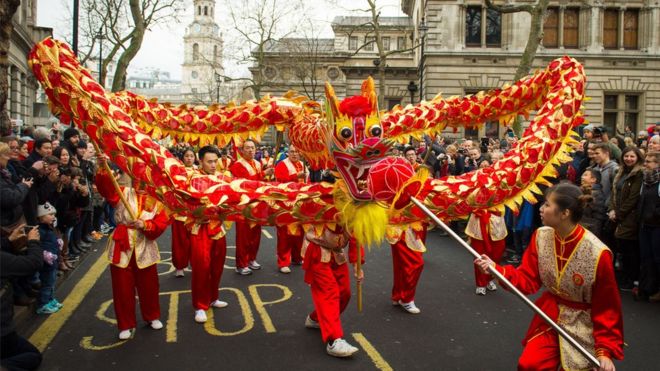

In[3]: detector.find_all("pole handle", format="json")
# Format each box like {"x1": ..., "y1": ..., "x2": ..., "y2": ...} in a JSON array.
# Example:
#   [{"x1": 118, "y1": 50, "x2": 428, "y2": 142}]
[
  {"x1": 92, "y1": 141, "x2": 137, "y2": 221},
  {"x1": 410, "y1": 198, "x2": 600, "y2": 369}
]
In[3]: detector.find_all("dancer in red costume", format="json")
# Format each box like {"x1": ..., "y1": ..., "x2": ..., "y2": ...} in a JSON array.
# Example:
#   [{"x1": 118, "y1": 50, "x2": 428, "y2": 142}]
[
  {"x1": 274, "y1": 145, "x2": 307, "y2": 273},
  {"x1": 95, "y1": 155, "x2": 169, "y2": 340},
  {"x1": 303, "y1": 227, "x2": 364, "y2": 357},
  {"x1": 229, "y1": 139, "x2": 273, "y2": 275},
  {"x1": 190, "y1": 146, "x2": 229, "y2": 323},
  {"x1": 171, "y1": 148, "x2": 197, "y2": 277},
  {"x1": 475, "y1": 183, "x2": 623, "y2": 371},
  {"x1": 390, "y1": 147, "x2": 427, "y2": 314},
  {"x1": 216, "y1": 149, "x2": 232, "y2": 175},
  {"x1": 466, "y1": 210, "x2": 507, "y2": 295}
]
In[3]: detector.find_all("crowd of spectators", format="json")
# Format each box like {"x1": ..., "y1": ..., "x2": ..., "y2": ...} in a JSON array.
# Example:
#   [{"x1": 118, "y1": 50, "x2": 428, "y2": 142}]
[{"x1": 1, "y1": 125, "x2": 121, "y2": 370}]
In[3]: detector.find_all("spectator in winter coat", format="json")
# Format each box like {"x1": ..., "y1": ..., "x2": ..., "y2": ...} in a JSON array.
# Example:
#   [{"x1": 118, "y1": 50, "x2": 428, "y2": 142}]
[
  {"x1": 580, "y1": 169, "x2": 607, "y2": 239},
  {"x1": 1, "y1": 225, "x2": 43, "y2": 371},
  {"x1": 591, "y1": 142, "x2": 619, "y2": 205},
  {"x1": 637, "y1": 151, "x2": 660, "y2": 302},
  {"x1": 0, "y1": 143, "x2": 33, "y2": 227}
]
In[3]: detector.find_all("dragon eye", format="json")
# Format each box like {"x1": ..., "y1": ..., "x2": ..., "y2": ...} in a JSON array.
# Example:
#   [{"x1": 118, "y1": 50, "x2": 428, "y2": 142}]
[
  {"x1": 369, "y1": 125, "x2": 382, "y2": 137},
  {"x1": 340, "y1": 127, "x2": 352, "y2": 140}
]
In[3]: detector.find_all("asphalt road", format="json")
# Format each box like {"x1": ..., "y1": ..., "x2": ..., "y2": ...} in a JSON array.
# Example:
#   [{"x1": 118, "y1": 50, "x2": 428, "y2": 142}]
[{"x1": 20, "y1": 225, "x2": 659, "y2": 370}]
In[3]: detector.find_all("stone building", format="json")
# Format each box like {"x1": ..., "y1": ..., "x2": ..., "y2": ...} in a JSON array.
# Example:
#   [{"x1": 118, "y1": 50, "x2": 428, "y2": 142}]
[
  {"x1": 6, "y1": 0, "x2": 53, "y2": 132},
  {"x1": 181, "y1": 0, "x2": 225, "y2": 103},
  {"x1": 255, "y1": 0, "x2": 660, "y2": 140}
]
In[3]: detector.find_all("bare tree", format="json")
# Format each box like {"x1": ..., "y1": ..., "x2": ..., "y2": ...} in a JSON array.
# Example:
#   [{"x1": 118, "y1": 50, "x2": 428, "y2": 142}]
[
  {"x1": 223, "y1": 0, "x2": 305, "y2": 99},
  {"x1": 60, "y1": 0, "x2": 183, "y2": 92},
  {"x1": 0, "y1": 0, "x2": 21, "y2": 135},
  {"x1": 484, "y1": 0, "x2": 550, "y2": 135},
  {"x1": 338, "y1": 0, "x2": 420, "y2": 107}
]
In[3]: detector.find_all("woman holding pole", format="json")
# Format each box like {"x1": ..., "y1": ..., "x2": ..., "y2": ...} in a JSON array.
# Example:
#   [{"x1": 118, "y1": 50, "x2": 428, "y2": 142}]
[{"x1": 475, "y1": 183, "x2": 623, "y2": 371}]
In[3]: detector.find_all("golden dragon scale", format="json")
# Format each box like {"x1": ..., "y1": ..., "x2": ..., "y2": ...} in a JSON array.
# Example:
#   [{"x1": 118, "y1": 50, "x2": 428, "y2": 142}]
[{"x1": 28, "y1": 38, "x2": 584, "y2": 239}]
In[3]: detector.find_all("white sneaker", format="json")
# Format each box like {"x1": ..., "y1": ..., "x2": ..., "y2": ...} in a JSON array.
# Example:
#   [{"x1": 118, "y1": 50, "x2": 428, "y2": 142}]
[
  {"x1": 486, "y1": 280, "x2": 497, "y2": 291},
  {"x1": 194, "y1": 309, "x2": 207, "y2": 323},
  {"x1": 475, "y1": 287, "x2": 487, "y2": 296},
  {"x1": 118, "y1": 328, "x2": 134, "y2": 340},
  {"x1": 399, "y1": 300, "x2": 421, "y2": 314},
  {"x1": 326, "y1": 338, "x2": 359, "y2": 357},
  {"x1": 211, "y1": 300, "x2": 228, "y2": 308},
  {"x1": 235, "y1": 267, "x2": 252, "y2": 275},
  {"x1": 175, "y1": 269, "x2": 184, "y2": 277},
  {"x1": 150, "y1": 320, "x2": 163, "y2": 330},
  {"x1": 248, "y1": 260, "x2": 262, "y2": 270},
  {"x1": 279, "y1": 266, "x2": 291, "y2": 274},
  {"x1": 304, "y1": 315, "x2": 320, "y2": 329}
]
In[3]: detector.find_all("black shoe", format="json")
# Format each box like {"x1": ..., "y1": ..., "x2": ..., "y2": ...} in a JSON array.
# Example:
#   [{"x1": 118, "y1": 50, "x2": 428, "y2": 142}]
[
  {"x1": 69, "y1": 243, "x2": 85, "y2": 255},
  {"x1": 14, "y1": 295, "x2": 36, "y2": 306},
  {"x1": 78, "y1": 240, "x2": 92, "y2": 249}
]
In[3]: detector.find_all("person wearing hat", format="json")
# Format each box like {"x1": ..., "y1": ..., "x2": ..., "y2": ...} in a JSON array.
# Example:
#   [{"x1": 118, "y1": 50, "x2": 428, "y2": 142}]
[
  {"x1": 62, "y1": 127, "x2": 80, "y2": 157},
  {"x1": 583, "y1": 124, "x2": 595, "y2": 140},
  {"x1": 36, "y1": 202, "x2": 63, "y2": 314},
  {"x1": 95, "y1": 154, "x2": 170, "y2": 340}
]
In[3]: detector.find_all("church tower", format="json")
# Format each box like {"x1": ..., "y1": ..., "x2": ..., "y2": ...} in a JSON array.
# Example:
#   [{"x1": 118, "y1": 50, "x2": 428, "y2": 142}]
[{"x1": 181, "y1": 0, "x2": 224, "y2": 100}]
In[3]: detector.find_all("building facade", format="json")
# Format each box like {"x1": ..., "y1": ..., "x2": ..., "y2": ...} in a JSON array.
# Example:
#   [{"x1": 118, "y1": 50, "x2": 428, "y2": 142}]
[
  {"x1": 404, "y1": 0, "x2": 660, "y2": 138},
  {"x1": 255, "y1": 0, "x2": 660, "y2": 140},
  {"x1": 6, "y1": 0, "x2": 53, "y2": 132}
]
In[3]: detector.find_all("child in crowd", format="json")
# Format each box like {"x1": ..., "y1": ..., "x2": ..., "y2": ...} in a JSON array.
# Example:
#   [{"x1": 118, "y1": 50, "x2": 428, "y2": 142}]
[
  {"x1": 580, "y1": 169, "x2": 607, "y2": 239},
  {"x1": 36, "y1": 202, "x2": 64, "y2": 314}
]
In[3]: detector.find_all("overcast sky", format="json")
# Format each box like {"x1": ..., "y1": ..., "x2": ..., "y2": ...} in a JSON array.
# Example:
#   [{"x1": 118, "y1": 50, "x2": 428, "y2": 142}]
[{"x1": 37, "y1": 0, "x2": 404, "y2": 80}]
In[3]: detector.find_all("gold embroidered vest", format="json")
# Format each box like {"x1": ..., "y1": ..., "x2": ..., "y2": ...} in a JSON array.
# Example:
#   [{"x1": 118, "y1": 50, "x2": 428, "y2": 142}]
[
  {"x1": 106, "y1": 188, "x2": 161, "y2": 269},
  {"x1": 536, "y1": 226, "x2": 608, "y2": 371}
]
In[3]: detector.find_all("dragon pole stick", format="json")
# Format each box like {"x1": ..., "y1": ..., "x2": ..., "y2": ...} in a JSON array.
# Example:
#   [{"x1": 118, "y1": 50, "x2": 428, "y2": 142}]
[
  {"x1": 410, "y1": 197, "x2": 600, "y2": 369},
  {"x1": 92, "y1": 141, "x2": 137, "y2": 221}
]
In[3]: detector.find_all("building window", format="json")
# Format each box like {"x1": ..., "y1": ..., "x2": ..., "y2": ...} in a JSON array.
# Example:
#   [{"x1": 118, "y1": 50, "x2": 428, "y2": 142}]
[
  {"x1": 543, "y1": 7, "x2": 580, "y2": 48},
  {"x1": 204, "y1": 6, "x2": 208, "y2": 16},
  {"x1": 465, "y1": 6, "x2": 501, "y2": 48},
  {"x1": 603, "y1": 93, "x2": 640, "y2": 134},
  {"x1": 213, "y1": 45, "x2": 218, "y2": 61},
  {"x1": 193, "y1": 43, "x2": 199, "y2": 61},
  {"x1": 198, "y1": 6, "x2": 201, "y2": 16},
  {"x1": 191, "y1": 71, "x2": 198, "y2": 79},
  {"x1": 397, "y1": 36, "x2": 406, "y2": 50},
  {"x1": 603, "y1": 8, "x2": 639, "y2": 50},
  {"x1": 364, "y1": 36, "x2": 375, "y2": 51},
  {"x1": 349, "y1": 36, "x2": 358, "y2": 50},
  {"x1": 382, "y1": 36, "x2": 390, "y2": 51},
  {"x1": 543, "y1": 8, "x2": 559, "y2": 47},
  {"x1": 623, "y1": 9, "x2": 638, "y2": 49},
  {"x1": 387, "y1": 98, "x2": 402, "y2": 110},
  {"x1": 603, "y1": 9, "x2": 618, "y2": 49}
]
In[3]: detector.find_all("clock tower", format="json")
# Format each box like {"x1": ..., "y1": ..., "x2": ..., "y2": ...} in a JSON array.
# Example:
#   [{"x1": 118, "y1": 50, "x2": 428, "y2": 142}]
[{"x1": 181, "y1": 0, "x2": 224, "y2": 100}]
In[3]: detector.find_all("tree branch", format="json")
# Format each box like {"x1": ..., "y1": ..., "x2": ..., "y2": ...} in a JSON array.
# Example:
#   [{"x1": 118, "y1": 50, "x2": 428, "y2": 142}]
[{"x1": 484, "y1": 0, "x2": 534, "y2": 14}]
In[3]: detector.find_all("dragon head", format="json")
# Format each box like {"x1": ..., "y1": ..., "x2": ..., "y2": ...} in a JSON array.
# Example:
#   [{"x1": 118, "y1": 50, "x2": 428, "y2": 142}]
[{"x1": 325, "y1": 77, "x2": 392, "y2": 201}]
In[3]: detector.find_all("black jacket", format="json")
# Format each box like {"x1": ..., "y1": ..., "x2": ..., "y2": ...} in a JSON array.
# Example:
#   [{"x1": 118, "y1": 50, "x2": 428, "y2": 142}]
[
  {"x1": 0, "y1": 169, "x2": 30, "y2": 227},
  {"x1": 1, "y1": 239, "x2": 43, "y2": 336}
]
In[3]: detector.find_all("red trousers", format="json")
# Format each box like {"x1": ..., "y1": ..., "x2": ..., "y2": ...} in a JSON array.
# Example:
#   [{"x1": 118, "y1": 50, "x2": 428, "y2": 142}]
[
  {"x1": 472, "y1": 237, "x2": 506, "y2": 287},
  {"x1": 235, "y1": 221, "x2": 261, "y2": 269},
  {"x1": 303, "y1": 243, "x2": 351, "y2": 343},
  {"x1": 110, "y1": 253, "x2": 160, "y2": 331},
  {"x1": 517, "y1": 330, "x2": 561, "y2": 370},
  {"x1": 171, "y1": 221, "x2": 190, "y2": 270},
  {"x1": 276, "y1": 226, "x2": 303, "y2": 268},
  {"x1": 391, "y1": 235, "x2": 425, "y2": 303},
  {"x1": 190, "y1": 225, "x2": 227, "y2": 310}
]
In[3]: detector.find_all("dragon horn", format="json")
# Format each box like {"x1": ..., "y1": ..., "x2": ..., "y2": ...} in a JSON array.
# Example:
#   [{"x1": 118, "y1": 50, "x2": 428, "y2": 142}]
[
  {"x1": 361, "y1": 76, "x2": 379, "y2": 113},
  {"x1": 324, "y1": 81, "x2": 340, "y2": 119}
]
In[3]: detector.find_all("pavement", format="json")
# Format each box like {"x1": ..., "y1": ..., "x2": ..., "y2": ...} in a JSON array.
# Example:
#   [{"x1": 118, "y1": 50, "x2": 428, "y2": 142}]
[{"x1": 18, "y1": 225, "x2": 660, "y2": 370}]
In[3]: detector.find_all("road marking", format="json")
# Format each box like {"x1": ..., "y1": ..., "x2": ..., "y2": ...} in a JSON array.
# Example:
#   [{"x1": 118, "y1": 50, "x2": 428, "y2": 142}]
[
  {"x1": 248, "y1": 284, "x2": 292, "y2": 333},
  {"x1": 261, "y1": 229, "x2": 273, "y2": 239},
  {"x1": 352, "y1": 333, "x2": 393, "y2": 371},
  {"x1": 204, "y1": 287, "x2": 255, "y2": 336},
  {"x1": 166, "y1": 292, "x2": 180, "y2": 343},
  {"x1": 29, "y1": 251, "x2": 108, "y2": 352}
]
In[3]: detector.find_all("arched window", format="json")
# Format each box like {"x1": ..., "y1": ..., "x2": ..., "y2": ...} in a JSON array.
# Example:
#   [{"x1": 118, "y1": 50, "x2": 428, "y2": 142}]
[
  {"x1": 204, "y1": 6, "x2": 207, "y2": 16},
  {"x1": 192, "y1": 43, "x2": 199, "y2": 61}
]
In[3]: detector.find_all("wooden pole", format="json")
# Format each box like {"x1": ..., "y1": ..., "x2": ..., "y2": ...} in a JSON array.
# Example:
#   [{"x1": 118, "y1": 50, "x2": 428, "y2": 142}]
[{"x1": 92, "y1": 141, "x2": 137, "y2": 221}]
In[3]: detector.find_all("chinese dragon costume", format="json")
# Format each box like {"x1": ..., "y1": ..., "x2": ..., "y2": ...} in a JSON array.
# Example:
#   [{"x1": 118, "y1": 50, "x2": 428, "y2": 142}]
[{"x1": 28, "y1": 38, "x2": 585, "y2": 247}]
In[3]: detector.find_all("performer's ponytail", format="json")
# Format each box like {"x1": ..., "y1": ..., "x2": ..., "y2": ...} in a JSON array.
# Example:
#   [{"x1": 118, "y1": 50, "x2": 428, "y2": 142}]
[{"x1": 545, "y1": 182, "x2": 586, "y2": 223}]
